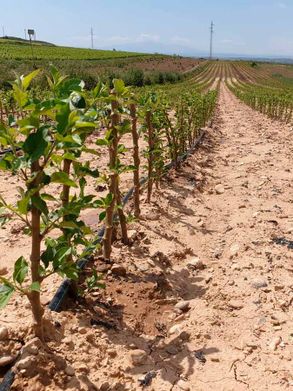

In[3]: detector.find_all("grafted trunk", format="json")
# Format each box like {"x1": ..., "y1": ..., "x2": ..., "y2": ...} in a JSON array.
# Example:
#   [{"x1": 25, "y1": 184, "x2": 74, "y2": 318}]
[
  {"x1": 116, "y1": 185, "x2": 128, "y2": 244},
  {"x1": 146, "y1": 110, "x2": 154, "y2": 202},
  {"x1": 29, "y1": 160, "x2": 44, "y2": 340},
  {"x1": 130, "y1": 103, "x2": 140, "y2": 218},
  {"x1": 61, "y1": 158, "x2": 72, "y2": 208},
  {"x1": 103, "y1": 99, "x2": 119, "y2": 261}
]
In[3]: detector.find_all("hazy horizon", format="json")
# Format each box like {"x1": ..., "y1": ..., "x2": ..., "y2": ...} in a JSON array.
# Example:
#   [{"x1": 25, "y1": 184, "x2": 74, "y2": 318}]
[{"x1": 1, "y1": 0, "x2": 293, "y2": 58}]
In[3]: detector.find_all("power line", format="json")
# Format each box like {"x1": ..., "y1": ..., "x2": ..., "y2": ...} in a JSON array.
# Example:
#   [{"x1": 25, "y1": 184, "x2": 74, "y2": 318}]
[{"x1": 210, "y1": 21, "x2": 214, "y2": 60}]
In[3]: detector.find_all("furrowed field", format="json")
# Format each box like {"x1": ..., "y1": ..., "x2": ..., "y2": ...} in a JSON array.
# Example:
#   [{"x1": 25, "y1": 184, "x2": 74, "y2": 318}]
[{"x1": 0, "y1": 40, "x2": 292, "y2": 391}]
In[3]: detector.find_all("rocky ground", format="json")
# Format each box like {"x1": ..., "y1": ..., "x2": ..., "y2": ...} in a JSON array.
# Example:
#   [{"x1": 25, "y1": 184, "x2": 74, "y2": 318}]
[{"x1": 0, "y1": 83, "x2": 292, "y2": 390}]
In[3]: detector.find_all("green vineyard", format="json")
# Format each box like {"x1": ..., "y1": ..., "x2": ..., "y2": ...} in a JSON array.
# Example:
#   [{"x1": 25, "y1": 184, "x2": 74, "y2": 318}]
[
  {"x1": 0, "y1": 39, "x2": 148, "y2": 60},
  {"x1": 0, "y1": 53, "x2": 292, "y2": 391}
]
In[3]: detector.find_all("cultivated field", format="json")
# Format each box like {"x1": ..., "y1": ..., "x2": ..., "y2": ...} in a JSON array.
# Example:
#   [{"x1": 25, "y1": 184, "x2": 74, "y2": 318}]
[
  {"x1": 0, "y1": 38, "x2": 147, "y2": 60},
  {"x1": 0, "y1": 38, "x2": 202, "y2": 91},
  {"x1": 0, "y1": 57, "x2": 292, "y2": 391}
]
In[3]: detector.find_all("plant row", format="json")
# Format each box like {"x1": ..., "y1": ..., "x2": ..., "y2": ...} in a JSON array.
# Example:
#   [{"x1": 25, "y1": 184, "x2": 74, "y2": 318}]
[
  {"x1": 0, "y1": 67, "x2": 217, "y2": 340},
  {"x1": 228, "y1": 81, "x2": 293, "y2": 122}
]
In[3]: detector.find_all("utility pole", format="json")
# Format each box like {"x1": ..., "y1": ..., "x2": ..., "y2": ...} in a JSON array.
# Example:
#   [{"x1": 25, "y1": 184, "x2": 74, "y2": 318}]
[
  {"x1": 24, "y1": 29, "x2": 27, "y2": 40},
  {"x1": 90, "y1": 27, "x2": 94, "y2": 49},
  {"x1": 2, "y1": 26, "x2": 5, "y2": 37},
  {"x1": 210, "y1": 21, "x2": 214, "y2": 60},
  {"x1": 28, "y1": 29, "x2": 36, "y2": 66}
]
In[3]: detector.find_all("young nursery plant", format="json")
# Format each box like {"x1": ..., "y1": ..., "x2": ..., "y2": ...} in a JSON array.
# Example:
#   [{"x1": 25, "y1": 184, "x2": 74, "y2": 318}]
[
  {"x1": 95, "y1": 79, "x2": 134, "y2": 261},
  {"x1": 0, "y1": 68, "x2": 98, "y2": 339}
]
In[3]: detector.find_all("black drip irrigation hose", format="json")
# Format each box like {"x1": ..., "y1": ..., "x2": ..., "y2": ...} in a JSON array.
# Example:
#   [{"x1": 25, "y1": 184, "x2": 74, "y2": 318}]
[
  {"x1": 0, "y1": 147, "x2": 21, "y2": 157},
  {"x1": 48, "y1": 129, "x2": 206, "y2": 312},
  {"x1": 0, "y1": 128, "x2": 207, "y2": 391},
  {"x1": 0, "y1": 371, "x2": 14, "y2": 391}
]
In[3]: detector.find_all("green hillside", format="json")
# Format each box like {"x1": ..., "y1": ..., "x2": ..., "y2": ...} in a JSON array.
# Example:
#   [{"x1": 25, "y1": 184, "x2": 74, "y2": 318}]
[{"x1": 0, "y1": 37, "x2": 149, "y2": 60}]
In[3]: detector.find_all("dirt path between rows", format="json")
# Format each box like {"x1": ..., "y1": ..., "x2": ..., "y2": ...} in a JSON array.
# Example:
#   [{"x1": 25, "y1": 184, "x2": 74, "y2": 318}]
[
  {"x1": 159, "y1": 82, "x2": 293, "y2": 391},
  {"x1": 1, "y1": 82, "x2": 292, "y2": 391}
]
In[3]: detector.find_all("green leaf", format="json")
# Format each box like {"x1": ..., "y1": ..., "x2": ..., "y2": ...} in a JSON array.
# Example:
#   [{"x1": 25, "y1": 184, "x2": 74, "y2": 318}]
[
  {"x1": 30, "y1": 282, "x2": 41, "y2": 292},
  {"x1": 117, "y1": 120, "x2": 131, "y2": 135},
  {"x1": 31, "y1": 195, "x2": 49, "y2": 215},
  {"x1": 51, "y1": 172, "x2": 77, "y2": 188},
  {"x1": 70, "y1": 92, "x2": 86, "y2": 109},
  {"x1": 13, "y1": 257, "x2": 28, "y2": 285},
  {"x1": 63, "y1": 153, "x2": 77, "y2": 161},
  {"x1": 60, "y1": 79, "x2": 83, "y2": 95},
  {"x1": 0, "y1": 159, "x2": 9, "y2": 171},
  {"x1": 99, "y1": 211, "x2": 106, "y2": 221},
  {"x1": 40, "y1": 193, "x2": 57, "y2": 202},
  {"x1": 0, "y1": 284, "x2": 14, "y2": 308},
  {"x1": 23, "y1": 128, "x2": 48, "y2": 162},
  {"x1": 93, "y1": 199, "x2": 104, "y2": 208},
  {"x1": 96, "y1": 139, "x2": 109, "y2": 146},
  {"x1": 93, "y1": 81, "x2": 108, "y2": 98},
  {"x1": 82, "y1": 147, "x2": 100, "y2": 156},
  {"x1": 56, "y1": 103, "x2": 70, "y2": 134},
  {"x1": 59, "y1": 221, "x2": 79, "y2": 229},
  {"x1": 75, "y1": 121, "x2": 96, "y2": 129},
  {"x1": 54, "y1": 246, "x2": 72, "y2": 265},
  {"x1": 21, "y1": 69, "x2": 41, "y2": 90},
  {"x1": 59, "y1": 264, "x2": 79, "y2": 280},
  {"x1": 17, "y1": 196, "x2": 30, "y2": 214},
  {"x1": 41, "y1": 245, "x2": 55, "y2": 268},
  {"x1": 12, "y1": 85, "x2": 28, "y2": 108},
  {"x1": 81, "y1": 225, "x2": 93, "y2": 235},
  {"x1": 105, "y1": 193, "x2": 114, "y2": 206},
  {"x1": 113, "y1": 79, "x2": 126, "y2": 96},
  {"x1": 86, "y1": 270, "x2": 105, "y2": 291}
]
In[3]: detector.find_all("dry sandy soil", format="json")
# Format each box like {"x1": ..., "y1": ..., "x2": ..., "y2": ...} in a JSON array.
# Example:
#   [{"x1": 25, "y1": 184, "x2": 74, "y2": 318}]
[{"x1": 0, "y1": 83, "x2": 292, "y2": 391}]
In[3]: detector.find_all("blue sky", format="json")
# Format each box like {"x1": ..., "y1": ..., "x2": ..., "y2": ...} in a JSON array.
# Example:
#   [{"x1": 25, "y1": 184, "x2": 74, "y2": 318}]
[{"x1": 1, "y1": 0, "x2": 292, "y2": 57}]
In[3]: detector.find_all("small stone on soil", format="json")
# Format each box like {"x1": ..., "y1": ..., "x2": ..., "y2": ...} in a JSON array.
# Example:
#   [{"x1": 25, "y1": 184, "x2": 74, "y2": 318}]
[
  {"x1": 16, "y1": 356, "x2": 36, "y2": 370},
  {"x1": 169, "y1": 325, "x2": 181, "y2": 335},
  {"x1": 65, "y1": 365, "x2": 75, "y2": 376},
  {"x1": 0, "y1": 326, "x2": 8, "y2": 340},
  {"x1": 228, "y1": 300, "x2": 244, "y2": 310},
  {"x1": 215, "y1": 184, "x2": 225, "y2": 194},
  {"x1": 136, "y1": 263, "x2": 149, "y2": 272},
  {"x1": 107, "y1": 349, "x2": 117, "y2": 358},
  {"x1": 230, "y1": 243, "x2": 240, "y2": 257},
  {"x1": 0, "y1": 356, "x2": 15, "y2": 367},
  {"x1": 99, "y1": 382, "x2": 110, "y2": 391},
  {"x1": 111, "y1": 264, "x2": 127, "y2": 276},
  {"x1": 269, "y1": 336, "x2": 282, "y2": 351},
  {"x1": 177, "y1": 379, "x2": 191, "y2": 390},
  {"x1": 0, "y1": 267, "x2": 8, "y2": 276},
  {"x1": 251, "y1": 278, "x2": 268, "y2": 289},
  {"x1": 187, "y1": 257, "x2": 205, "y2": 270},
  {"x1": 179, "y1": 331, "x2": 191, "y2": 341},
  {"x1": 130, "y1": 349, "x2": 147, "y2": 366},
  {"x1": 165, "y1": 345, "x2": 179, "y2": 355},
  {"x1": 174, "y1": 301, "x2": 190, "y2": 312},
  {"x1": 128, "y1": 230, "x2": 137, "y2": 240},
  {"x1": 22, "y1": 337, "x2": 42, "y2": 356}
]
